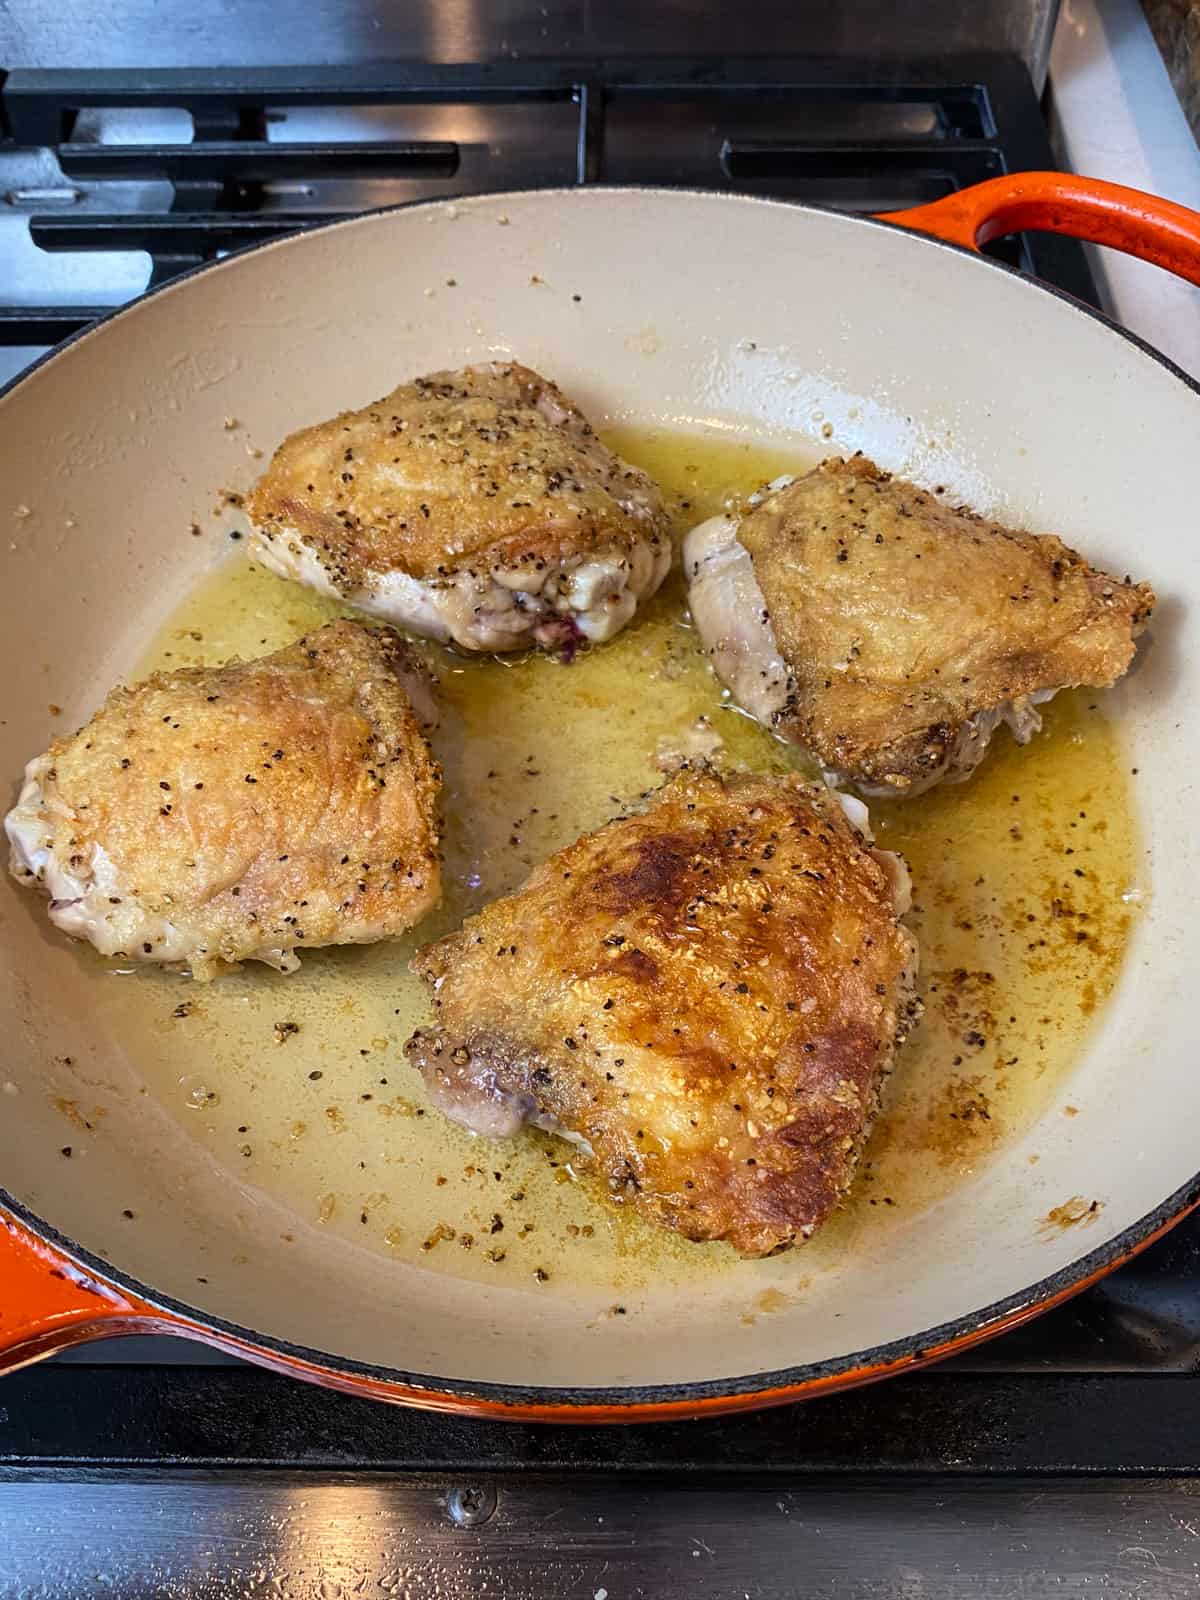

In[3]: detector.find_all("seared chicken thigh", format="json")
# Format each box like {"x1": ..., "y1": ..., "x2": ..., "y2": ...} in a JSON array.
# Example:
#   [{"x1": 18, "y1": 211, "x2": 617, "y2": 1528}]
[
  {"x1": 407, "y1": 768, "x2": 918, "y2": 1257},
  {"x1": 248, "y1": 362, "x2": 672, "y2": 653},
  {"x1": 6, "y1": 621, "x2": 441, "y2": 979},
  {"x1": 686, "y1": 456, "x2": 1155, "y2": 796}
]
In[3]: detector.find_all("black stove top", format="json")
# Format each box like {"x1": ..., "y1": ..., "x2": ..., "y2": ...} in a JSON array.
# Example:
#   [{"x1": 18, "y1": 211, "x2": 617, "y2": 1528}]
[{"x1": 2, "y1": 51, "x2": 1198, "y2": 1600}]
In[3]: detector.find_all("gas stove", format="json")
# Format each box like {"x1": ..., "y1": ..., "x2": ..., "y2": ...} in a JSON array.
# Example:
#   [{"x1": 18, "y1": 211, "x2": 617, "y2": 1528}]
[
  {"x1": 0, "y1": 50, "x2": 1098, "y2": 364},
  {"x1": 3, "y1": 16, "x2": 1200, "y2": 1599}
]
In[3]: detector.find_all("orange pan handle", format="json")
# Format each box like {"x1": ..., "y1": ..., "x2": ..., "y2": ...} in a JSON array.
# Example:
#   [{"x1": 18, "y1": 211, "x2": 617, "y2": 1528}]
[
  {"x1": 0, "y1": 1208, "x2": 169, "y2": 1370},
  {"x1": 879, "y1": 171, "x2": 1200, "y2": 287}
]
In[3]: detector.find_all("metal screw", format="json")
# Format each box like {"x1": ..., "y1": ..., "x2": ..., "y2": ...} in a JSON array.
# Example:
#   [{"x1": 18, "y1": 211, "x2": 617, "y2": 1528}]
[{"x1": 446, "y1": 1482, "x2": 497, "y2": 1528}]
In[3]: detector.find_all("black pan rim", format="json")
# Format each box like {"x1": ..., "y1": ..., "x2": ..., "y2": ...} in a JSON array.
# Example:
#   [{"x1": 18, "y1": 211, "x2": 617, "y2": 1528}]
[{"x1": 2, "y1": 182, "x2": 1198, "y2": 1412}]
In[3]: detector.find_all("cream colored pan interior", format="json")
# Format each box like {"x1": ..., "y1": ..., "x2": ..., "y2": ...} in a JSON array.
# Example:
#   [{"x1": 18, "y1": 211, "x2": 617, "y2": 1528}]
[{"x1": 1, "y1": 189, "x2": 1196, "y2": 1395}]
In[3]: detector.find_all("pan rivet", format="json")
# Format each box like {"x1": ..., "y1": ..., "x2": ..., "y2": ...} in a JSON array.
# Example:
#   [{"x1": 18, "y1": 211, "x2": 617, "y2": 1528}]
[{"x1": 447, "y1": 1483, "x2": 497, "y2": 1528}]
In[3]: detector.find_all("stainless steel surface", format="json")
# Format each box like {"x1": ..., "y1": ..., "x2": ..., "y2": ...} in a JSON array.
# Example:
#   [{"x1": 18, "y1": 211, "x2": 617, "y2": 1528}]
[
  {"x1": 0, "y1": 1, "x2": 1063, "y2": 89},
  {"x1": 2, "y1": 1473, "x2": 1200, "y2": 1597}
]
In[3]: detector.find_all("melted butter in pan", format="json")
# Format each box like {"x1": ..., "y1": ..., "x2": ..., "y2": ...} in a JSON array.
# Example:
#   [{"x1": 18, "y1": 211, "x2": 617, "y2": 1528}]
[{"x1": 114, "y1": 426, "x2": 1141, "y2": 1293}]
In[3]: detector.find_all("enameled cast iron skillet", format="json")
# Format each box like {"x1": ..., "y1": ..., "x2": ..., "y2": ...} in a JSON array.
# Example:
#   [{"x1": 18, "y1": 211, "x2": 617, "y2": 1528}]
[{"x1": 1, "y1": 173, "x2": 1198, "y2": 1421}]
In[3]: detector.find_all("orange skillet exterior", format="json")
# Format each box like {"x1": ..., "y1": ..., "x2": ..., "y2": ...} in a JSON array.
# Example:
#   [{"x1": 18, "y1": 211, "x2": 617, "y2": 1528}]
[
  {"x1": 3, "y1": 1197, "x2": 1199, "y2": 1421},
  {"x1": 879, "y1": 171, "x2": 1200, "y2": 286}
]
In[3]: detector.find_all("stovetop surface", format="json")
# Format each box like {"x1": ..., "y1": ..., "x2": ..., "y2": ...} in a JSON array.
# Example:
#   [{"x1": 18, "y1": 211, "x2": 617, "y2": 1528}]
[
  {"x1": 0, "y1": 51, "x2": 1096, "y2": 355},
  {"x1": 1, "y1": 48, "x2": 1198, "y2": 1599}
]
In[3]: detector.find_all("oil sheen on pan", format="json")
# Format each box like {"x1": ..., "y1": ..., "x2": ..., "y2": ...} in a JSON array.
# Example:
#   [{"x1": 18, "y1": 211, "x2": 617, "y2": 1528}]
[{"x1": 25, "y1": 426, "x2": 1142, "y2": 1305}]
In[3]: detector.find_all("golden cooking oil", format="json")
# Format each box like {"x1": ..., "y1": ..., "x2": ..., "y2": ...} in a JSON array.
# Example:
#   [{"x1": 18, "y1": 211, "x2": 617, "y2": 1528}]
[{"x1": 109, "y1": 425, "x2": 1141, "y2": 1293}]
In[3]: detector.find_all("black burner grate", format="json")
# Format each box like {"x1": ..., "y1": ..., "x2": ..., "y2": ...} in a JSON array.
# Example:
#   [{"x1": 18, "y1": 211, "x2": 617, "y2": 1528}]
[{"x1": 0, "y1": 54, "x2": 1097, "y2": 348}]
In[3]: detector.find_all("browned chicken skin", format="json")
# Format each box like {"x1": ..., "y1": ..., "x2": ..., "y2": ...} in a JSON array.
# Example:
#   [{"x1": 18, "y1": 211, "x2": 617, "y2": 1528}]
[
  {"x1": 685, "y1": 455, "x2": 1155, "y2": 795},
  {"x1": 248, "y1": 362, "x2": 672, "y2": 652},
  {"x1": 6, "y1": 621, "x2": 441, "y2": 979},
  {"x1": 407, "y1": 768, "x2": 918, "y2": 1257}
]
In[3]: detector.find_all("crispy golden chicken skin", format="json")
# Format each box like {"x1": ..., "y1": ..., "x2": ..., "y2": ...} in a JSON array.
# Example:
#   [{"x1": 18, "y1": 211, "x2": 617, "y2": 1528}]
[
  {"x1": 685, "y1": 455, "x2": 1155, "y2": 796},
  {"x1": 248, "y1": 362, "x2": 672, "y2": 653},
  {"x1": 6, "y1": 621, "x2": 441, "y2": 980},
  {"x1": 406, "y1": 768, "x2": 918, "y2": 1257}
]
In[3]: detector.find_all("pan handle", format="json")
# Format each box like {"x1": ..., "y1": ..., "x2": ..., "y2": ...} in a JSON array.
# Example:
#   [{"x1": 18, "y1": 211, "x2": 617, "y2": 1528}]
[
  {"x1": 0, "y1": 1208, "x2": 165, "y2": 1370},
  {"x1": 878, "y1": 172, "x2": 1200, "y2": 287}
]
